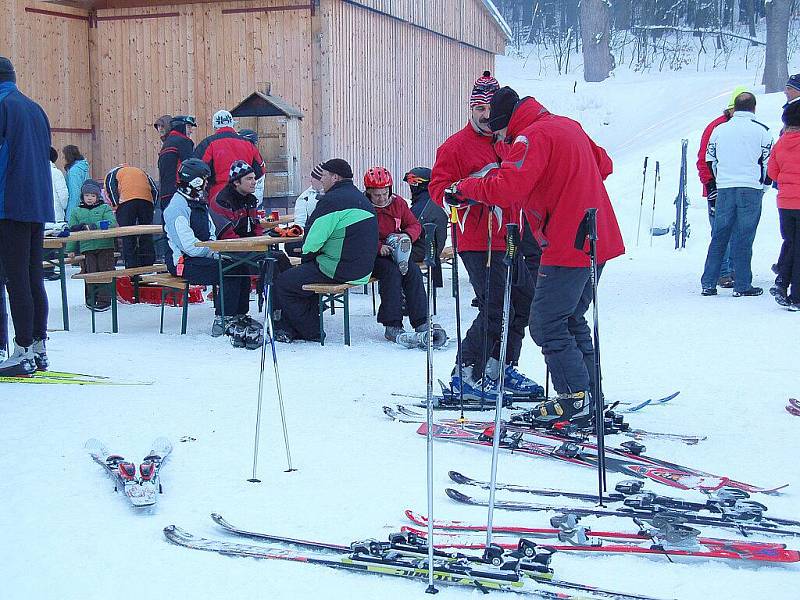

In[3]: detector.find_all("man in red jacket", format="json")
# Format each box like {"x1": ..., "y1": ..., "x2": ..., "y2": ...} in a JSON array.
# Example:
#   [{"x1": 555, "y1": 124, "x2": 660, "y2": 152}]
[
  {"x1": 365, "y1": 166, "x2": 447, "y2": 349},
  {"x1": 193, "y1": 110, "x2": 264, "y2": 203},
  {"x1": 429, "y1": 72, "x2": 540, "y2": 402},
  {"x1": 449, "y1": 87, "x2": 624, "y2": 423},
  {"x1": 697, "y1": 87, "x2": 747, "y2": 288}
]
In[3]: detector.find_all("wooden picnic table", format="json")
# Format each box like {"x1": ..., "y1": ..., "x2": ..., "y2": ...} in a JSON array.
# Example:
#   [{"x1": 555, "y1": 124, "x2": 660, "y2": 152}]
[
  {"x1": 195, "y1": 235, "x2": 303, "y2": 319},
  {"x1": 263, "y1": 213, "x2": 294, "y2": 226},
  {"x1": 43, "y1": 224, "x2": 164, "y2": 330}
]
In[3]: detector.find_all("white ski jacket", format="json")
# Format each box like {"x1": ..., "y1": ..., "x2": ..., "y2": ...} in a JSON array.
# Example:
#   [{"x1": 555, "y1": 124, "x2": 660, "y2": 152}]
[{"x1": 706, "y1": 111, "x2": 773, "y2": 190}]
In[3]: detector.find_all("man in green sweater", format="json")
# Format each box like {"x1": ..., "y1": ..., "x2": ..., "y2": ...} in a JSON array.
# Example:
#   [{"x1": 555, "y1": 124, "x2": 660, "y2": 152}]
[{"x1": 273, "y1": 159, "x2": 377, "y2": 342}]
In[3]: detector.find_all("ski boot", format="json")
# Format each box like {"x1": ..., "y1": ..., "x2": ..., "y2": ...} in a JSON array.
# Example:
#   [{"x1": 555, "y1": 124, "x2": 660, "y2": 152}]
[
  {"x1": 397, "y1": 323, "x2": 448, "y2": 349},
  {"x1": 117, "y1": 461, "x2": 138, "y2": 482},
  {"x1": 211, "y1": 315, "x2": 237, "y2": 338},
  {"x1": 385, "y1": 232, "x2": 413, "y2": 275},
  {"x1": 450, "y1": 364, "x2": 500, "y2": 402},
  {"x1": 503, "y1": 364, "x2": 544, "y2": 397},
  {"x1": 384, "y1": 325, "x2": 406, "y2": 343},
  {"x1": 32, "y1": 337, "x2": 49, "y2": 371},
  {"x1": 245, "y1": 322, "x2": 265, "y2": 350},
  {"x1": 0, "y1": 343, "x2": 37, "y2": 376},
  {"x1": 230, "y1": 317, "x2": 253, "y2": 349},
  {"x1": 526, "y1": 391, "x2": 591, "y2": 426}
]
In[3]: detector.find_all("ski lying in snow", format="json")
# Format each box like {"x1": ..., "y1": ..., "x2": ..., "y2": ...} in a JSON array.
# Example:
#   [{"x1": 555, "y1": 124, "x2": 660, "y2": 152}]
[
  {"x1": 442, "y1": 489, "x2": 800, "y2": 538},
  {"x1": 619, "y1": 392, "x2": 680, "y2": 413},
  {"x1": 418, "y1": 423, "x2": 786, "y2": 495},
  {"x1": 385, "y1": 405, "x2": 705, "y2": 446},
  {"x1": 786, "y1": 398, "x2": 800, "y2": 417},
  {"x1": 2, "y1": 370, "x2": 153, "y2": 385},
  {"x1": 447, "y1": 472, "x2": 800, "y2": 531},
  {"x1": 85, "y1": 437, "x2": 172, "y2": 507},
  {"x1": 399, "y1": 523, "x2": 799, "y2": 564},
  {"x1": 198, "y1": 516, "x2": 670, "y2": 600}
]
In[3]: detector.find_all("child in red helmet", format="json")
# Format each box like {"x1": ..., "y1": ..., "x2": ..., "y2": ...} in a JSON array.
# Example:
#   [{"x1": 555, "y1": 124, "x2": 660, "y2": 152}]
[{"x1": 364, "y1": 166, "x2": 447, "y2": 348}]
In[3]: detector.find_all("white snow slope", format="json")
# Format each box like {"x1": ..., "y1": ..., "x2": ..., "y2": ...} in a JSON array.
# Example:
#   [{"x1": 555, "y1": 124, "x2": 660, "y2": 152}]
[{"x1": 2, "y1": 59, "x2": 798, "y2": 600}]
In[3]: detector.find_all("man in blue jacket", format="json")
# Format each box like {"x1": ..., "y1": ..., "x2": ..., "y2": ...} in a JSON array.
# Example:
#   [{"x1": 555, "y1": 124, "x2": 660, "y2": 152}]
[{"x1": 0, "y1": 57, "x2": 53, "y2": 375}]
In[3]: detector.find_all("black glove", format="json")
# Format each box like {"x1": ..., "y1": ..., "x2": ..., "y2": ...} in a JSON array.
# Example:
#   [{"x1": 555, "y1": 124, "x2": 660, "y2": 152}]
[{"x1": 443, "y1": 182, "x2": 463, "y2": 207}]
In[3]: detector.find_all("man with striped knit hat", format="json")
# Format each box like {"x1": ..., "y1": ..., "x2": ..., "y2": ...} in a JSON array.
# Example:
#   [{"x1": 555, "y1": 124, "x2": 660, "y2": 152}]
[{"x1": 429, "y1": 71, "x2": 541, "y2": 402}]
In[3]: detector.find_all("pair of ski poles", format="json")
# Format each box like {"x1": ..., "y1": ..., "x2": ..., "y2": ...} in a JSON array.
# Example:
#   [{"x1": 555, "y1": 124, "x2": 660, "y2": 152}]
[{"x1": 636, "y1": 157, "x2": 661, "y2": 247}]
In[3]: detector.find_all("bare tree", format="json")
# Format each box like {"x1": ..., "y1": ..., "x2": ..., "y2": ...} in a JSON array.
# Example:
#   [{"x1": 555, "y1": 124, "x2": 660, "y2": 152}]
[
  {"x1": 763, "y1": 0, "x2": 791, "y2": 92},
  {"x1": 580, "y1": 0, "x2": 613, "y2": 81}
]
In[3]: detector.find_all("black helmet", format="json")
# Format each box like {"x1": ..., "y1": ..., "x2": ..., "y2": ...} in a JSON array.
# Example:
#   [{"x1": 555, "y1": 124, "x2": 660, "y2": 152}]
[
  {"x1": 171, "y1": 115, "x2": 197, "y2": 128},
  {"x1": 239, "y1": 129, "x2": 259, "y2": 145},
  {"x1": 403, "y1": 166, "x2": 432, "y2": 189},
  {"x1": 177, "y1": 158, "x2": 211, "y2": 197}
]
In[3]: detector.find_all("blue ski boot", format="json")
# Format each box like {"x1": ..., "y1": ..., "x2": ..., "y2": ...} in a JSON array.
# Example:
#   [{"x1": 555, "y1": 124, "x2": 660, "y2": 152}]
[
  {"x1": 503, "y1": 364, "x2": 544, "y2": 397},
  {"x1": 450, "y1": 364, "x2": 499, "y2": 402}
]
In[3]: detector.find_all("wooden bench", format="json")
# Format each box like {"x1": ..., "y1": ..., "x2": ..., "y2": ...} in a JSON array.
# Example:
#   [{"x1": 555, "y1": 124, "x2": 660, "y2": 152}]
[
  {"x1": 302, "y1": 282, "x2": 360, "y2": 346},
  {"x1": 140, "y1": 274, "x2": 192, "y2": 335},
  {"x1": 72, "y1": 264, "x2": 167, "y2": 333},
  {"x1": 43, "y1": 252, "x2": 120, "y2": 270}
]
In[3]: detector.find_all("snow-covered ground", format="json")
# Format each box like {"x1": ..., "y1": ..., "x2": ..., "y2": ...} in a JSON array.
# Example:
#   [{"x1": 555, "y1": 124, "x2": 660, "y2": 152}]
[{"x1": 2, "y1": 57, "x2": 798, "y2": 599}]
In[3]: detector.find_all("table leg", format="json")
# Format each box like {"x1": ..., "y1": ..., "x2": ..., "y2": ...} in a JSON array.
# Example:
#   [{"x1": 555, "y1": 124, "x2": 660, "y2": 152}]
[
  {"x1": 217, "y1": 256, "x2": 226, "y2": 318},
  {"x1": 58, "y1": 247, "x2": 69, "y2": 331},
  {"x1": 344, "y1": 290, "x2": 350, "y2": 347},
  {"x1": 159, "y1": 287, "x2": 166, "y2": 334},
  {"x1": 111, "y1": 280, "x2": 118, "y2": 333},
  {"x1": 181, "y1": 283, "x2": 189, "y2": 335}
]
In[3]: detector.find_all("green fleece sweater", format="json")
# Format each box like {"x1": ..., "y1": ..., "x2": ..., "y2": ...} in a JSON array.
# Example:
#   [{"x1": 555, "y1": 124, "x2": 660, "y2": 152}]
[{"x1": 66, "y1": 203, "x2": 118, "y2": 253}]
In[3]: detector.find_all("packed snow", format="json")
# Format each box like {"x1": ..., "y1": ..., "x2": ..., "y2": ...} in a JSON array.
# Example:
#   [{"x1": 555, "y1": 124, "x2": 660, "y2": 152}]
[{"x1": 2, "y1": 56, "x2": 798, "y2": 600}]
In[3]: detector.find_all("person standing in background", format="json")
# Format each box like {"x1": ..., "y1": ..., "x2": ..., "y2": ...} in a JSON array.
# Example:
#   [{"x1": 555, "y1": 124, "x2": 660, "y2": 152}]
[
  {"x1": 49, "y1": 147, "x2": 69, "y2": 225},
  {"x1": 104, "y1": 164, "x2": 158, "y2": 267},
  {"x1": 63, "y1": 144, "x2": 89, "y2": 221}
]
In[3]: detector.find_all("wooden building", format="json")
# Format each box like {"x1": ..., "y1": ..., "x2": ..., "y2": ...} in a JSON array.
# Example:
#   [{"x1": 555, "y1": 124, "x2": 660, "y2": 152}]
[{"x1": 1, "y1": 0, "x2": 509, "y2": 202}]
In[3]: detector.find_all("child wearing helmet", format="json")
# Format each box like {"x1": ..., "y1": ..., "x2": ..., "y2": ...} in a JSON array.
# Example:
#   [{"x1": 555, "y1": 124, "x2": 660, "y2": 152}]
[{"x1": 364, "y1": 166, "x2": 447, "y2": 349}]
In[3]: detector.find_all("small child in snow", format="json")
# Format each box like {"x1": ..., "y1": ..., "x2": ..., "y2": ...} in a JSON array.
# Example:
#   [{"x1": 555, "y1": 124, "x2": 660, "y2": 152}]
[{"x1": 67, "y1": 179, "x2": 118, "y2": 311}]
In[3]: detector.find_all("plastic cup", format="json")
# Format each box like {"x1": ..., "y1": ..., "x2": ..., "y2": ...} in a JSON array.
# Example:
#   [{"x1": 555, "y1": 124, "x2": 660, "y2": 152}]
[
  {"x1": 270, "y1": 210, "x2": 280, "y2": 221},
  {"x1": 99, "y1": 220, "x2": 110, "y2": 230}
]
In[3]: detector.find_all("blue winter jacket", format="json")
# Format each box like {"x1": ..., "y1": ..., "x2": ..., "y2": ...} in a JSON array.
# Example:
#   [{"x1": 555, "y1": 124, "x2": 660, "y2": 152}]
[
  {"x1": 0, "y1": 82, "x2": 54, "y2": 223},
  {"x1": 65, "y1": 158, "x2": 89, "y2": 220}
]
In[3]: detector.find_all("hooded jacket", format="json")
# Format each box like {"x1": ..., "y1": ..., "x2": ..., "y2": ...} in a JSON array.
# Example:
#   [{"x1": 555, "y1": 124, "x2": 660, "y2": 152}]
[
  {"x1": 457, "y1": 97, "x2": 624, "y2": 268},
  {"x1": 429, "y1": 122, "x2": 512, "y2": 253},
  {"x1": 768, "y1": 130, "x2": 800, "y2": 210},
  {"x1": 65, "y1": 158, "x2": 89, "y2": 220},
  {"x1": 0, "y1": 81, "x2": 54, "y2": 223}
]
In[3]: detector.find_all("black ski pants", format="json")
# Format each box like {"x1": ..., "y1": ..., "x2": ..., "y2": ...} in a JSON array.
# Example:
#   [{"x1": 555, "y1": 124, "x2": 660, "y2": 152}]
[
  {"x1": 167, "y1": 254, "x2": 250, "y2": 316},
  {"x1": 273, "y1": 261, "x2": 336, "y2": 341},
  {"x1": 459, "y1": 250, "x2": 533, "y2": 378},
  {"x1": 0, "y1": 220, "x2": 48, "y2": 348},
  {"x1": 115, "y1": 199, "x2": 155, "y2": 267},
  {"x1": 372, "y1": 256, "x2": 428, "y2": 329},
  {"x1": 778, "y1": 208, "x2": 800, "y2": 303},
  {"x1": 529, "y1": 265, "x2": 603, "y2": 395}
]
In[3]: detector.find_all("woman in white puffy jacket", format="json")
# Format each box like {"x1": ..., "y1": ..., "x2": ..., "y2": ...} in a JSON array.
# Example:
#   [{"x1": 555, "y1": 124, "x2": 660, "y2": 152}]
[{"x1": 50, "y1": 146, "x2": 69, "y2": 225}]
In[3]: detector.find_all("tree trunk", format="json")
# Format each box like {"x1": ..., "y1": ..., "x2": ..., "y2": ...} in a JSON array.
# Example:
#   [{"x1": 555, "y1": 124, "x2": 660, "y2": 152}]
[
  {"x1": 613, "y1": 0, "x2": 632, "y2": 30},
  {"x1": 762, "y1": 0, "x2": 790, "y2": 93},
  {"x1": 580, "y1": 0, "x2": 612, "y2": 82}
]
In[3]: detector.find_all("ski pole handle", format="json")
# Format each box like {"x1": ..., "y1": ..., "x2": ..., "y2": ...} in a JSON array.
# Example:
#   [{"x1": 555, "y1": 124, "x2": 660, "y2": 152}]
[
  {"x1": 423, "y1": 222, "x2": 438, "y2": 268},
  {"x1": 643, "y1": 156, "x2": 648, "y2": 173},
  {"x1": 586, "y1": 208, "x2": 598, "y2": 242},
  {"x1": 450, "y1": 205, "x2": 458, "y2": 225},
  {"x1": 261, "y1": 257, "x2": 277, "y2": 289},
  {"x1": 503, "y1": 223, "x2": 519, "y2": 267}
]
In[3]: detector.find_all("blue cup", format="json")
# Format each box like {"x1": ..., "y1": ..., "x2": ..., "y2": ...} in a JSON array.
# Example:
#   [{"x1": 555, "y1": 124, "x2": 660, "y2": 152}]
[{"x1": 99, "y1": 220, "x2": 110, "y2": 230}]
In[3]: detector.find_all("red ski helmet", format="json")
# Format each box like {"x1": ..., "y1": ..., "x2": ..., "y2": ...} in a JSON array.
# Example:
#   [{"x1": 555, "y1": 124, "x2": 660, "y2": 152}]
[{"x1": 364, "y1": 166, "x2": 393, "y2": 189}]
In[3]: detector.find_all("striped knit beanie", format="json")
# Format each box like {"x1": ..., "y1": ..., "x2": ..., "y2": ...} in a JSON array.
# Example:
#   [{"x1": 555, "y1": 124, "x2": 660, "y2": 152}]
[
  {"x1": 470, "y1": 71, "x2": 500, "y2": 108},
  {"x1": 311, "y1": 163, "x2": 325, "y2": 181}
]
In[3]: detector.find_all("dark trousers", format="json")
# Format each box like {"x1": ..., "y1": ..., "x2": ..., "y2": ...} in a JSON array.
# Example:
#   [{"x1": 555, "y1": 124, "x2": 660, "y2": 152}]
[
  {"x1": 153, "y1": 204, "x2": 167, "y2": 263},
  {"x1": 273, "y1": 262, "x2": 335, "y2": 340},
  {"x1": 167, "y1": 254, "x2": 250, "y2": 316},
  {"x1": 778, "y1": 208, "x2": 800, "y2": 303},
  {"x1": 116, "y1": 200, "x2": 155, "y2": 267},
  {"x1": 460, "y1": 250, "x2": 533, "y2": 378},
  {"x1": 0, "y1": 220, "x2": 48, "y2": 347},
  {"x1": 81, "y1": 248, "x2": 117, "y2": 305},
  {"x1": 529, "y1": 264, "x2": 603, "y2": 395},
  {"x1": 372, "y1": 256, "x2": 428, "y2": 329}
]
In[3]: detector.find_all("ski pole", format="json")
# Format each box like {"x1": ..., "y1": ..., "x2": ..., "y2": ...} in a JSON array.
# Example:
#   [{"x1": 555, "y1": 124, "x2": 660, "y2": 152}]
[
  {"x1": 485, "y1": 223, "x2": 520, "y2": 551},
  {"x1": 249, "y1": 258, "x2": 295, "y2": 484},
  {"x1": 648, "y1": 161, "x2": 660, "y2": 247},
  {"x1": 544, "y1": 366, "x2": 550, "y2": 400},
  {"x1": 422, "y1": 223, "x2": 438, "y2": 595},
  {"x1": 0, "y1": 278, "x2": 8, "y2": 355},
  {"x1": 449, "y1": 206, "x2": 466, "y2": 422},
  {"x1": 636, "y1": 156, "x2": 648, "y2": 247},
  {"x1": 479, "y1": 207, "x2": 493, "y2": 410}
]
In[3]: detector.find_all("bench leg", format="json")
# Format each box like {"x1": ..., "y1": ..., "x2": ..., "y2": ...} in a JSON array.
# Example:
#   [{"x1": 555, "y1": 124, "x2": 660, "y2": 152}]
[
  {"x1": 159, "y1": 287, "x2": 167, "y2": 334},
  {"x1": 433, "y1": 282, "x2": 437, "y2": 316},
  {"x1": 110, "y1": 280, "x2": 118, "y2": 333},
  {"x1": 90, "y1": 285, "x2": 97, "y2": 334},
  {"x1": 181, "y1": 284, "x2": 189, "y2": 335},
  {"x1": 343, "y1": 290, "x2": 350, "y2": 346},
  {"x1": 318, "y1": 295, "x2": 325, "y2": 347}
]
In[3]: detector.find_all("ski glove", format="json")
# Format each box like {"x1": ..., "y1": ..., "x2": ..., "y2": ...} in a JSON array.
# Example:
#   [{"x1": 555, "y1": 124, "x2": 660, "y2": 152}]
[
  {"x1": 443, "y1": 182, "x2": 465, "y2": 207},
  {"x1": 707, "y1": 180, "x2": 717, "y2": 210}
]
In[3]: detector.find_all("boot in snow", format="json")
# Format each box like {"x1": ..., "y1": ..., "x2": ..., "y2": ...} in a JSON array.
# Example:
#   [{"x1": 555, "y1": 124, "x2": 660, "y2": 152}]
[
  {"x1": 33, "y1": 337, "x2": 49, "y2": 371},
  {"x1": 0, "y1": 343, "x2": 37, "y2": 376},
  {"x1": 503, "y1": 364, "x2": 544, "y2": 396},
  {"x1": 385, "y1": 325, "x2": 406, "y2": 343},
  {"x1": 527, "y1": 391, "x2": 591, "y2": 425},
  {"x1": 450, "y1": 364, "x2": 499, "y2": 402}
]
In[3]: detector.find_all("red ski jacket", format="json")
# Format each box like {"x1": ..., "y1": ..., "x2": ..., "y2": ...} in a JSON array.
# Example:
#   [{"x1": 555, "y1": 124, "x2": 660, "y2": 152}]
[
  {"x1": 193, "y1": 127, "x2": 264, "y2": 202},
  {"x1": 697, "y1": 113, "x2": 729, "y2": 197},
  {"x1": 374, "y1": 194, "x2": 422, "y2": 253},
  {"x1": 768, "y1": 130, "x2": 800, "y2": 210},
  {"x1": 429, "y1": 123, "x2": 514, "y2": 252},
  {"x1": 457, "y1": 98, "x2": 624, "y2": 268}
]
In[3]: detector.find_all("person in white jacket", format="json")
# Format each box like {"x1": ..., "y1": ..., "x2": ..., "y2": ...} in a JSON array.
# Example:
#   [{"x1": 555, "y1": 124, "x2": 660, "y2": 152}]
[
  {"x1": 701, "y1": 91, "x2": 773, "y2": 297},
  {"x1": 293, "y1": 162, "x2": 325, "y2": 228},
  {"x1": 49, "y1": 147, "x2": 69, "y2": 226}
]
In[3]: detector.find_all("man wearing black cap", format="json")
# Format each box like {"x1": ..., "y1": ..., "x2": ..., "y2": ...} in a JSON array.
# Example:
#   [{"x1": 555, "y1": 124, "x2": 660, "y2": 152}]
[
  {"x1": 272, "y1": 159, "x2": 378, "y2": 342},
  {"x1": 448, "y1": 86, "x2": 624, "y2": 424},
  {"x1": 0, "y1": 57, "x2": 54, "y2": 375},
  {"x1": 785, "y1": 74, "x2": 800, "y2": 107}
]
